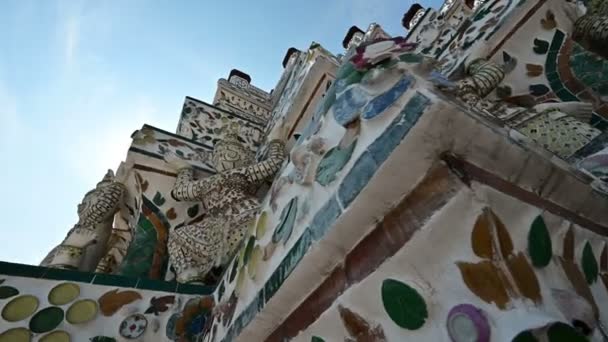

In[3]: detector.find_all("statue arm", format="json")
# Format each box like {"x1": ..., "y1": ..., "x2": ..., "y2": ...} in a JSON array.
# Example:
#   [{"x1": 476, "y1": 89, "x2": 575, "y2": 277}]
[
  {"x1": 171, "y1": 168, "x2": 214, "y2": 201},
  {"x1": 245, "y1": 140, "x2": 286, "y2": 183},
  {"x1": 79, "y1": 185, "x2": 125, "y2": 226},
  {"x1": 533, "y1": 102, "x2": 594, "y2": 122}
]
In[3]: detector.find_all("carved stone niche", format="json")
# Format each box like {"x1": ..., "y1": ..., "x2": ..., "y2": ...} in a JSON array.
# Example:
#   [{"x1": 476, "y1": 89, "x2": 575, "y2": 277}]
[
  {"x1": 282, "y1": 47, "x2": 301, "y2": 69},
  {"x1": 228, "y1": 69, "x2": 252, "y2": 88},
  {"x1": 402, "y1": 3, "x2": 426, "y2": 30},
  {"x1": 342, "y1": 25, "x2": 365, "y2": 51}
]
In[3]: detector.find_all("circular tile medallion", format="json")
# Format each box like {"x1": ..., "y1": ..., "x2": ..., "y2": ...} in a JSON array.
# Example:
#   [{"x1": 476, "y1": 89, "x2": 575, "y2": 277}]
[
  {"x1": 48, "y1": 283, "x2": 80, "y2": 306},
  {"x1": 29, "y1": 306, "x2": 65, "y2": 334},
  {"x1": 0, "y1": 327, "x2": 31, "y2": 342},
  {"x1": 1, "y1": 295, "x2": 39, "y2": 322},
  {"x1": 40, "y1": 330, "x2": 70, "y2": 342},
  {"x1": 66, "y1": 299, "x2": 97, "y2": 324},
  {"x1": 119, "y1": 313, "x2": 148, "y2": 339}
]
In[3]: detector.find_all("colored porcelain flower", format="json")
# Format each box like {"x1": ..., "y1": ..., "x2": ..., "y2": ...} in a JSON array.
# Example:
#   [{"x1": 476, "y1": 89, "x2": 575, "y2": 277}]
[
  {"x1": 446, "y1": 304, "x2": 491, "y2": 342},
  {"x1": 350, "y1": 38, "x2": 418, "y2": 70},
  {"x1": 119, "y1": 314, "x2": 148, "y2": 339}
]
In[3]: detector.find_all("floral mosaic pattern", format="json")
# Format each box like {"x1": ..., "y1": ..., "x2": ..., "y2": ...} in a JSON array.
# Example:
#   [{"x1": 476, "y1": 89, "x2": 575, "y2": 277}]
[
  {"x1": 176, "y1": 97, "x2": 265, "y2": 153},
  {"x1": 435, "y1": 0, "x2": 520, "y2": 75},
  {"x1": 119, "y1": 313, "x2": 148, "y2": 339},
  {"x1": 457, "y1": 208, "x2": 541, "y2": 309},
  {"x1": 493, "y1": 7, "x2": 608, "y2": 125},
  {"x1": 118, "y1": 195, "x2": 172, "y2": 280},
  {"x1": 215, "y1": 78, "x2": 272, "y2": 120},
  {"x1": 130, "y1": 125, "x2": 214, "y2": 172}
]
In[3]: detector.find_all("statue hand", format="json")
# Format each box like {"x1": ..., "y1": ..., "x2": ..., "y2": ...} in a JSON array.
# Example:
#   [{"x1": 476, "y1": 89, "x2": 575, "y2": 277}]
[
  {"x1": 534, "y1": 101, "x2": 593, "y2": 121},
  {"x1": 164, "y1": 152, "x2": 191, "y2": 170},
  {"x1": 563, "y1": 0, "x2": 587, "y2": 23}
]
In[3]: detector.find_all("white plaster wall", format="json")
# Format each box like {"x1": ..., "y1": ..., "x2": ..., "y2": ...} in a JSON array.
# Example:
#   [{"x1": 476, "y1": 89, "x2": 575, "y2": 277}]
[{"x1": 293, "y1": 183, "x2": 608, "y2": 341}]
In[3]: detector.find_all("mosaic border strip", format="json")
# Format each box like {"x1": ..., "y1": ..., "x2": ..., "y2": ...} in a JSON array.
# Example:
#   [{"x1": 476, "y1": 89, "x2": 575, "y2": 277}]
[
  {"x1": 183, "y1": 96, "x2": 267, "y2": 128},
  {"x1": 0, "y1": 261, "x2": 214, "y2": 295}
]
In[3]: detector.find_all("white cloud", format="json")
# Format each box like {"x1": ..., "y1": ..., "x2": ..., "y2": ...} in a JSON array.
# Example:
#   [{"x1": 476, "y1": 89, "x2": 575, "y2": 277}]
[
  {"x1": 64, "y1": 16, "x2": 80, "y2": 68},
  {"x1": 55, "y1": 0, "x2": 87, "y2": 70}
]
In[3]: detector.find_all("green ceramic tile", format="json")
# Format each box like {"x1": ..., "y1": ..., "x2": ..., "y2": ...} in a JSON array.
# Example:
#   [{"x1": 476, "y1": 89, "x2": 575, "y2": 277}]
[
  {"x1": 546, "y1": 72, "x2": 559, "y2": 84},
  {"x1": 591, "y1": 114, "x2": 608, "y2": 130},
  {"x1": 176, "y1": 283, "x2": 213, "y2": 295},
  {"x1": 0, "y1": 261, "x2": 47, "y2": 279},
  {"x1": 549, "y1": 30, "x2": 565, "y2": 52},
  {"x1": 556, "y1": 88, "x2": 579, "y2": 102},
  {"x1": 92, "y1": 273, "x2": 138, "y2": 287},
  {"x1": 44, "y1": 268, "x2": 95, "y2": 283},
  {"x1": 545, "y1": 55, "x2": 557, "y2": 74},
  {"x1": 135, "y1": 278, "x2": 179, "y2": 293},
  {"x1": 580, "y1": 73, "x2": 602, "y2": 87},
  {"x1": 549, "y1": 81, "x2": 563, "y2": 93}
]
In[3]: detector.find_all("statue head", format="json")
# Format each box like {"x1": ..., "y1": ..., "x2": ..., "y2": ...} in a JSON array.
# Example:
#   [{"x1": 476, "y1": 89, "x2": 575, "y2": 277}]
[
  {"x1": 76, "y1": 170, "x2": 114, "y2": 217},
  {"x1": 77, "y1": 190, "x2": 94, "y2": 217},
  {"x1": 212, "y1": 124, "x2": 255, "y2": 172}
]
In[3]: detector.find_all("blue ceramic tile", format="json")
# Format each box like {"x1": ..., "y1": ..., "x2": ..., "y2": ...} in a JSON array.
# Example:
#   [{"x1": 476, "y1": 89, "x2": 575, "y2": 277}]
[
  {"x1": 272, "y1": 197, "x2": 299, "y2": 245},
  {"x1": 334, "y1": 70, "x2": 365, "y2": 95},
  {"x1": 233, "y1": 295, "x2": 261, "y2": 337},
  {"x1": 309, "y1": 197, "x2": 343, "y2": 241},
  {"x1": 316, "y1": 140, "x2": 357, "y2": 186},
  {"x1": 256, "y1": 291, "x2": 265, "y2": 311},
  {"x1": 333, "y1": 86, "x2": 372, "y2": 126},
  {"x1": 361, "y1": 76, "x2": 414, "y2": 120},
  {"x1": 367, "y1": 93, "x2": 431, "y2": 164},
  {"x1": 263, "y1": 229, "x2": 312, "y2": 301},
  {"x1": 338, "y1": 151, "x2": 379, "y2": 207}
]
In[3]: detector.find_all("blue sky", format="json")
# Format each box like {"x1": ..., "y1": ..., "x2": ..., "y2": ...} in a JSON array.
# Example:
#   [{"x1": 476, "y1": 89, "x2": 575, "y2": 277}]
[{"x1": 0, "y1": 0, "x2": 442, "y2": 265}]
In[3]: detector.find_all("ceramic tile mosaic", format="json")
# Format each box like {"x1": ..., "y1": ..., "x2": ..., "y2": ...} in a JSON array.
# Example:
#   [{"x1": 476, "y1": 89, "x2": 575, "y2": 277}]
[{"x1": 19, "y1": 2, "x2": 608, "y2": 341}]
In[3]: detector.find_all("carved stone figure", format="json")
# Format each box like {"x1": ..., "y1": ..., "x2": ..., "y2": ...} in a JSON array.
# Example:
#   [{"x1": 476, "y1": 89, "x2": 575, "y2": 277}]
[
  {"x1": 453, "y1": 58, "x2": 505, "y2": 111},
  {"x1": 572, "y1": 0, "x2": 608, "y2": 59},
  {"x1": 288, "y1": 136, "x2": 327, "y2": 185},
  {"x1": 165, "y1": 125, "x2": 286, "y2": 283},
  {"x1": 41, "y1": 170, "x2": 126, "y2": 271},
  {"x1": 95, "y1": 219, "x2": 133, "y2": 274},
  {"x1": 441, "y1": 57, "x2": 601, "y2": 159}
]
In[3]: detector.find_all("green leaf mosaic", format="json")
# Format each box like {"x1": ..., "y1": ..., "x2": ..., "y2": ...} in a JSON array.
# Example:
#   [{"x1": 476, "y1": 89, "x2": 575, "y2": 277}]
[
  {"x1": 582, "y1": 242, "x2": 598, "y2": 284},
  {"x1": 528, "y1": 216, "x2": 552, "y2": 268},
  {"x1": 381, "y1": 279, "x2": 428, "y2": 330}
]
